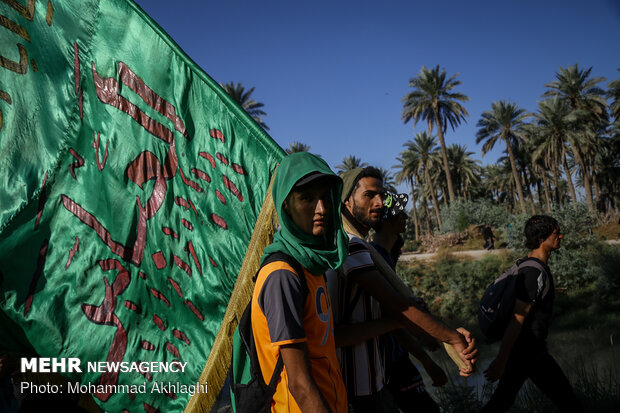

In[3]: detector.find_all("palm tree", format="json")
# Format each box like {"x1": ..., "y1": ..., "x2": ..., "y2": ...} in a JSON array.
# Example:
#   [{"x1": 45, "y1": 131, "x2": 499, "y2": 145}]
[
  {"x1": 376, "y1": 167, "x2": 397, "y2": 193},
  {"x1": 285, "y1": 141, "x2": 311, "y2": 154},
  {"x1": 476, "y1": 100, "x2": 531, "y2": 213},
  {"x1": 530, "y1": 98, "x2": 581, "y2": 205},
  {"x1": 394, "y1": 150, "x2": 421, "y2": 239},
  {"x1": 336, "y1": 155, "x2": 368, "y2": 175},
  {"x1": 220, "y1": 82, "x2": 269, "y2": 130},
  {"x1": 446, "y1": 144, "x2": 481, "y2": 199},
  {"x1": 402, "y1": 65, "x2": 470, "y2": 203},
  {"x1": 502, "y1": 142, "x2": 537, "y2": 214},
  {"x1": 405, "y1": 132, "x2": 443, "y2": 228},
  {"x1": 530, "y1": 155, "x2": 553, "y2": 212},
  {"x1": 608, "y1": 70, "x2": 620, "y2": 125},
  {"x1": 481, "y1": 164, "x2": 503, "y2": 203},
  {"x1": 542, "y1": 64, "x2": 608, "y2": 211}
]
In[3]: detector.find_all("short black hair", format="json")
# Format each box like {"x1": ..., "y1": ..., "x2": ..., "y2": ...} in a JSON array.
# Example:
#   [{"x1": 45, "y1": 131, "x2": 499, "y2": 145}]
[
  {"x1": 347, "y1": 166, "x2": 383, "y2": 201},
  {"x1": 524, "y1": 215, "x2": 560, "y2": 249}
]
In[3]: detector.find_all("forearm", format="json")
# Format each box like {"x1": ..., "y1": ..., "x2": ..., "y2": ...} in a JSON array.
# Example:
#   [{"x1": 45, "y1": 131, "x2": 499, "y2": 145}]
[
  {"x1": 280, "y1": 343, "x2": 332, "y2": 413},
  {"x1": 354, "y1": 269, "x2": 461, "y2": 345},
  {"x1": 495, "y1": 316, "x2": 523, "y2": 364},
  {"x1": 288, "y1": 382, "x2": 331, "y2": 413},
  {"x1": 393, "y1": 329, "x2": 434, "y2": 365},
  {"x1": 335, "y1": 318, "x2": 400, "y2": 347},
  {"x1": 391, "y1": 301, "x2": 461, "y2": 344},
  {"x1": 496, "y1": 300, "x2": 531, "y2": 364}
]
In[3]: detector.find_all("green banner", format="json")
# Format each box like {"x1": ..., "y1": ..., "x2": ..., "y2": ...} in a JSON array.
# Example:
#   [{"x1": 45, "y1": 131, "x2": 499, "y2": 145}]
[{"x1": 0, "y1": 0, "x2": 284, "y2": 411}]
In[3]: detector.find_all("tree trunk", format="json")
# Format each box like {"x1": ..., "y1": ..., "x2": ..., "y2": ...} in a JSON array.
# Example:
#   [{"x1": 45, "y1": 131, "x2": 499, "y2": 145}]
[
  {"x1": 417, "y1": 175, "x2": 432, "y2": 234},
  {"x1": 409, "y1": 177, "x2": 420, "y2": 240},
  {"x1": 562, "y1": 151, "x2": 578, "y2": 205},
  {"x1": 433, "y1": 109, "x2": 456, "y2": 203},
  {"x1": 591, "y1": 164, "x2": 600, "y2": 206},
  {"x1": 535, "y1": 179, "x2": 544, "y2": 209},
  {"x1": 541, "y1": 174, "x2": 552, "y2": 212},
  {"x1": 551, "y1": 162, "x2": 561, "y2": 205},
  {"x1": 570, "y1": 142, "x2": 594, "y2": 211},
  {"x1": 423, "y1": 201, "x2": 432, "y2": 234},
  {"x1": 442, "y1": 186, "x2": 448, "y2": 208},
  {"x1": 523, "y1": 168, "x2": 536, "y2": 215},
  {"x1": 425, "y1": 169, "x2": 443, "y2": 228},
  {"x1": 505, "y1": 138, "x2": 527, "y2": 213}
]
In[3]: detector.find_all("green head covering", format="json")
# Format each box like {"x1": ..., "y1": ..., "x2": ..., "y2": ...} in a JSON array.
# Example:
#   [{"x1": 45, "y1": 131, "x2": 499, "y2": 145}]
[
  {"x1": 262, "y1": 152, "x2": 348, "y2": 275},
  {"x1": 340, "y1": 168, "x2": 363, "y2": 203}
]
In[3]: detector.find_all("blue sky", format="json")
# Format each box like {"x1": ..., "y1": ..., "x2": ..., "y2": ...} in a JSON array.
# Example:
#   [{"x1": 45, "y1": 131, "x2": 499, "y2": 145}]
[{"x1": 134, "y1": 0, "x2": 620, "y2": 190}]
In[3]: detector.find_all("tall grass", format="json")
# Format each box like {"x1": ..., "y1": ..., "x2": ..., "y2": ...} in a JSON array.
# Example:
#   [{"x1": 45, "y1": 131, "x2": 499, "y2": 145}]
[{"x1": 427, "y1": 348, "x2": 620, "y2": 412}]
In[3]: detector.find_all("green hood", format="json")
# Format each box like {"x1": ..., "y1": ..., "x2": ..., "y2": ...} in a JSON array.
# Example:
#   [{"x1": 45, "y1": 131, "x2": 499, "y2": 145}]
[{"x1": 261, "y1": 152, "x2": 348, "y2": 275}]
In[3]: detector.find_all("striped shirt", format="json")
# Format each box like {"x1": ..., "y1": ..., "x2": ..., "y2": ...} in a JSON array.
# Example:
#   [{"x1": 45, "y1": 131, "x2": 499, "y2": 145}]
[{"x1": 326, "y1": 233, "x2": 386, "y2": 397}]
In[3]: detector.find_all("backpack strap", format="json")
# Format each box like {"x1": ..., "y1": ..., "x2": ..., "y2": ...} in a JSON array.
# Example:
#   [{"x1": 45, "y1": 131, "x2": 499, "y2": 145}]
[
  {"x1": 259, "y1": 252, "x2": 309, "y2": 301},
  {"x1": 516, "y1": 258, "x2": 551, "y2": 303}
]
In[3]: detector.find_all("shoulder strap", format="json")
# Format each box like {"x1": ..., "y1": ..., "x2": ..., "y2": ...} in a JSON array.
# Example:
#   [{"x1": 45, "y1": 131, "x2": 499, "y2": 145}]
[
  {"x1": 260, "y1": 252, "x2": 309, "y2": 302},
  {"x1": 516, "y1": 258, "x2": 551, "y2": 301},
  {"x1": 517, "y1": 258, "x2": 546, "y2": 273}
]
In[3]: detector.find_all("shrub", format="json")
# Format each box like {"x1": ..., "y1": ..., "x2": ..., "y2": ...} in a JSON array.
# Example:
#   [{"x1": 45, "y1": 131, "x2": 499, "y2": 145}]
[
  {"x1": 593, "y1": 244, "x2": 620, "y2": 307},
  {"x1": 439, "y1": 200, "x2": 510, "y2": 234},
  {"x1": 402, "y1": 239, "x2": 422, "y2": 253},
  {"x1": 397, "y1": 253, "x2": 515, "y2": 323},
  {"x1": 503, "y1": 202, "x2": 596, "y2": 252}
]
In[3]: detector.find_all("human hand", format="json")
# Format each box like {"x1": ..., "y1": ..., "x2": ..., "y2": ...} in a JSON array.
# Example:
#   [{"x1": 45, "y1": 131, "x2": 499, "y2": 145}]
[
  {"x1": 446, "y1": 332, "x2": 475, "y2": 376},
  {"x1": 456, "y1": 327, "x2": 479, "y2": 364}
]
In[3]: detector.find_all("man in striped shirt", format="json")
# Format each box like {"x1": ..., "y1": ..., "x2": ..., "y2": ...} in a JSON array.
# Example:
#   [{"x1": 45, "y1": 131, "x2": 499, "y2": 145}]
[{"x1": 327, "y1": 167, "x2": 478, "y2": 413}]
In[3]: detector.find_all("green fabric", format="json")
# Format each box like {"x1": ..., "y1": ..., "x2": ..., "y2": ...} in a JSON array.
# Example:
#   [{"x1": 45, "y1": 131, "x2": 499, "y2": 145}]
[
  {"x1": 262, "y1": 152, "x2": 348, "y2": 275},
  {"x1": 0, "y1": 0, "x2": 284, "y2": 411},
  {"x1": 340, "y1": 167, "x2": 363, "y2": 202}
]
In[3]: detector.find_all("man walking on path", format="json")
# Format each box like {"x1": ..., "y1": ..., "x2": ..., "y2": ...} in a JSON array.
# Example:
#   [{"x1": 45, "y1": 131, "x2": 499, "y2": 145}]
[
  {"x1": 327, "y1": 167, "x2": 478, "y2": 413},
  {"x1": 483, "y1": 224, "x2": 495, "y2": 250},
  {"x1": 482, "y1": 215, "x2": 582, "y2": 412},
  {"x1": 251, "y1": 152, "x2": 349, "y2": 412}
]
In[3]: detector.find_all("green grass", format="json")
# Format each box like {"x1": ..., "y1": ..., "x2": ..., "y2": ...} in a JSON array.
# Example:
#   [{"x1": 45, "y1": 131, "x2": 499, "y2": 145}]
[{"x1": 414, "y1": 289, "x2": 620, "y2": 412}]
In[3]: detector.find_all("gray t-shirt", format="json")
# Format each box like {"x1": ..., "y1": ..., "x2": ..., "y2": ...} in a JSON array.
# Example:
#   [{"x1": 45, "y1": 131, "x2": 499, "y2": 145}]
[{"x1": 259, "y1": 269, "x2": 306, "y2": 343}]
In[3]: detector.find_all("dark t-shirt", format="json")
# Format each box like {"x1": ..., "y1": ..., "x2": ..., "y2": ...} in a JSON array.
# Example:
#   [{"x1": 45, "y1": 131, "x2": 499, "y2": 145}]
[
  {"x1": 515, "y1": 257, "x2": 555, "y2": 341},
  {"x1": 483, "y1": 226, "x2": 494, "y2": 239}
]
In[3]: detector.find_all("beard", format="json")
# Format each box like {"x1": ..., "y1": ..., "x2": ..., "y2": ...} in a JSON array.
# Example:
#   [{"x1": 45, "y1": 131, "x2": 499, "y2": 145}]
[{"x1": 352, "y1": 200, "x2": 381, "y2": 229}]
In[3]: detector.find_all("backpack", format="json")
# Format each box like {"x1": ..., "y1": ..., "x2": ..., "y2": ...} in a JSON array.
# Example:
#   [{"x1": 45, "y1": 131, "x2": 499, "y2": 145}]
[
  {"x1": 229, "y1": 252, "x2": 307, "y2": 413},
  {"x1": 478, "y1": 258, "x2": 549, "y2": 343}
]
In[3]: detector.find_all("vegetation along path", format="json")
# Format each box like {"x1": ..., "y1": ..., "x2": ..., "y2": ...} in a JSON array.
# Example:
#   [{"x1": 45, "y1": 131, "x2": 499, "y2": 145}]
[{"x1": 401, "y1": 239, "x2": 620, "y2": 262}]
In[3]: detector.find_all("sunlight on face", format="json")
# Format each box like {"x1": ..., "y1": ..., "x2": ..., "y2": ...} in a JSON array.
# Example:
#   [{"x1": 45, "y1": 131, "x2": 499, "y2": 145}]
[
  {"x1": 346, "y1": 177, "x2": 384, "y2": 229},
  {"x1": 285, "y1": 179, "x2": 333, "y2": 237}
]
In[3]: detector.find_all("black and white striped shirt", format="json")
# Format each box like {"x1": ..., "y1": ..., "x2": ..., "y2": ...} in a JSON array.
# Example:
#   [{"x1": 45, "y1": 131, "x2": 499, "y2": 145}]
[{"x1": 326, "y1": 233, "x2": 386, "y2": 397}]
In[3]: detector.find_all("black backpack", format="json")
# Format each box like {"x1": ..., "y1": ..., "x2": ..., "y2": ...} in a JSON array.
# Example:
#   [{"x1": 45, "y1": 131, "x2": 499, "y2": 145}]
[
  {"x1": 478, "y1": 258, "x2": 549, "y2": 343},
  {"x1": 229, "y1": 252, "x2": 307, "y2": 413}
]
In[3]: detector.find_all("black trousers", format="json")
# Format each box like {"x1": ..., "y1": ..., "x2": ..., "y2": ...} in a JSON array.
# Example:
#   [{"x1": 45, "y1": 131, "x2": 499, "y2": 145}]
[{"x1": 481, "y1": 339, "x2": 582, "y2": 413}]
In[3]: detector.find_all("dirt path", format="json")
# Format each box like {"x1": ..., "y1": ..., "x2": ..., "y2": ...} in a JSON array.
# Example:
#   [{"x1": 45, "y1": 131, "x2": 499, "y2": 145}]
[
  {"x1": 401, "y1": 239, "x2": 620, "y2": 262},
  {"x1": 400, "y1": 249, "x2": 502, "y2": 262}
]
